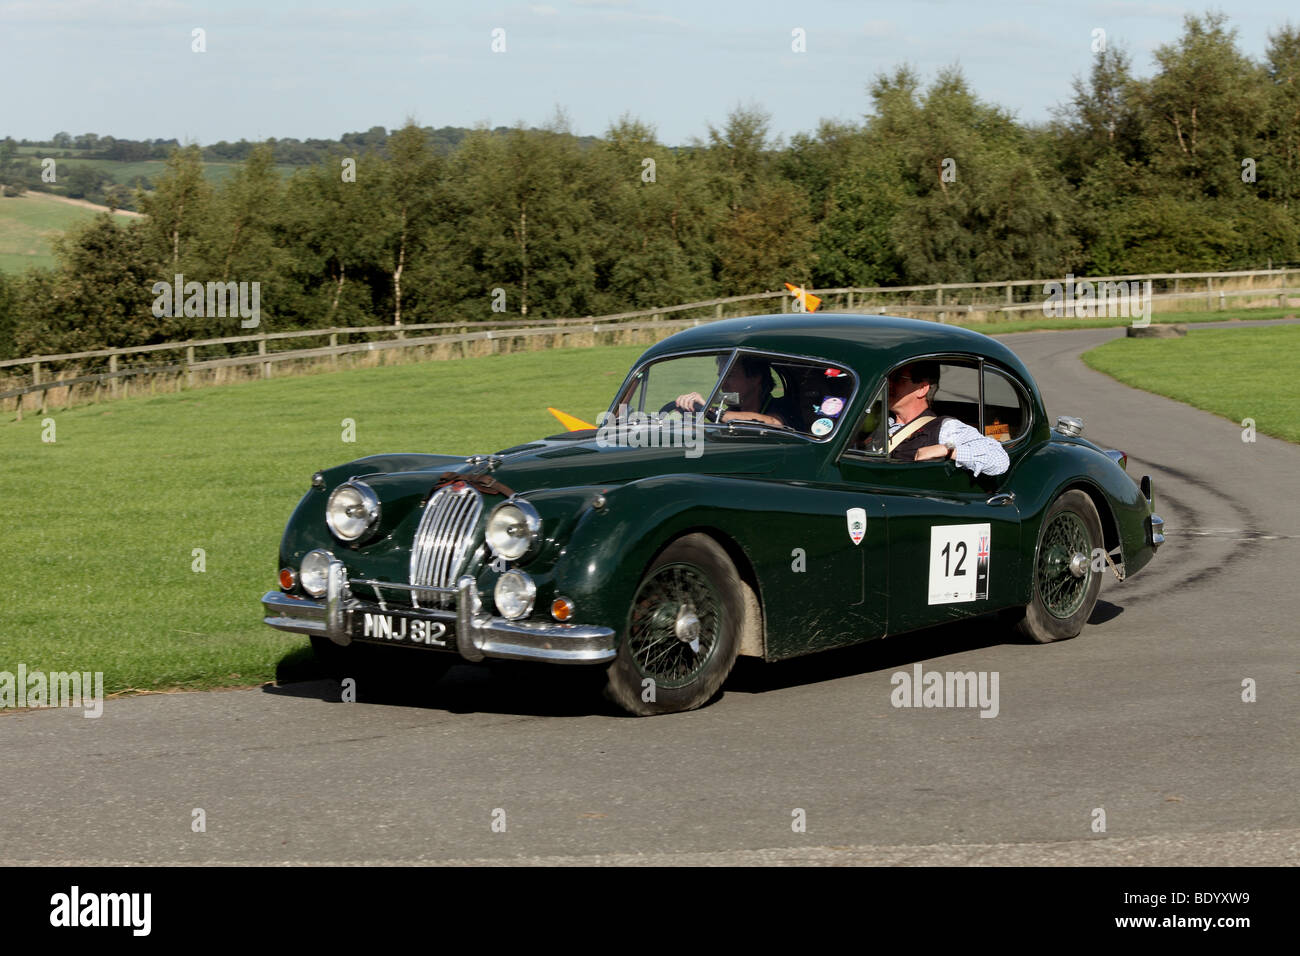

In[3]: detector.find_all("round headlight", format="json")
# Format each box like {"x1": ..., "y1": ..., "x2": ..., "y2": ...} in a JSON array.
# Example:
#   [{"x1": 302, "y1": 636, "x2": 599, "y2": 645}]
[
  {"x1": 299, "y1": 549, "x2": 334, "y2": 598},
  {"x1": 494, "y1": 570, "x2": 536, "y2": 620},
  {"x1": 485, "y1": 500, "x2": 541, "y2": 561},
  {"x1": 326, "y1": 481, "x2": 380, "y2": 541}
]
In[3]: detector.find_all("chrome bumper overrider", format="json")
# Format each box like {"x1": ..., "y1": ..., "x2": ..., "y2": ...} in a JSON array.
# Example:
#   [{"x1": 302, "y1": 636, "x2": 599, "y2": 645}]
[
  {"x1": 1139, "y1": 475, "x2": 1164, "y2": 550},
  {"x1": 261, "y1": 559, "x2": 616, "y2": 664},
  {"x1": 1148, "y1": 514, "x2": 1165, "y2": 549}
]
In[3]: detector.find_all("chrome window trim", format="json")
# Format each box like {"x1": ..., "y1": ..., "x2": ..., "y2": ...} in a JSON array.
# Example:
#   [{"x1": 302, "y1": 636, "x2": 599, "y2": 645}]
[
  {"x1": 608, "y1": 346, "x2": 860, "y2": 444},
  {"x1": 837, "y1": 352, "x2": 1035, "y2": 465}
]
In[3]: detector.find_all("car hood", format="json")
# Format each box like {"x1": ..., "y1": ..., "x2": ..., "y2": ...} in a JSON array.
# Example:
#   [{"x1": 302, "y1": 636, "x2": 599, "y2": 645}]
[{"x1": 345, "y1": 428, "x2": 795, "y2": 499}]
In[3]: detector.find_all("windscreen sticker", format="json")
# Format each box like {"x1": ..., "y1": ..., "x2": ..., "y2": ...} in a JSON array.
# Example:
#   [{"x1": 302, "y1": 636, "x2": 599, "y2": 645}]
[
  {"x1": 815, "y1": 396, "x2": 844, "y2": 417},
  {"x1": 811, "y1": 417, "x2": 834, "y2": 437},
  {"x1": 927, "y1": 523, "x2": 990, "y2": 604}
]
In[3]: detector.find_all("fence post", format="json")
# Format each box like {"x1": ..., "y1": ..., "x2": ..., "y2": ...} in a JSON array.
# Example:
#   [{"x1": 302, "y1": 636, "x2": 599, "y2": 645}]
[
  {"x1": 936, "y1": 287, "x2": 945, "y2": 323},
  {"x1": 1206, "y1": 277, "x2": 1214, "y2": 311},
  {"x1": 109, "y1": 353, "x2": 118, "y2": 398},
  {"x1": 32, "y1": 362, "x2": 44, "y2": 413},
  {"x1": 259, "y1": 336, "x2": 270, "y2": 379},
  {"x1": 186, "y1": 346, "x2": 195, "y2": 388},
  {"x1": 1005, "y1": 284, "x2": 1012, "y2": 305},
  {"x1": 330, "y1": 332, "x2": 338, "y2": 368},
  {"x1": 715, "y1": 304, "x2": 722, "y2": 319},
  {"x1": 14, "y1": 391, "x2": 21, "y2": 422},
  {"x1": 847, "y1": 290, "x2": 854, "y2": 310}
]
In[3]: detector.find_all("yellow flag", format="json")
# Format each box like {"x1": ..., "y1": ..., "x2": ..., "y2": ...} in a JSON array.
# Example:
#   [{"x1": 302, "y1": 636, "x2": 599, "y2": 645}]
[
  {"x1": 547, "y1": 407, "x2": 598, "y2": 431},
  {"x1": 784, "y1": 283, "x2": 822, "y2": 313}
]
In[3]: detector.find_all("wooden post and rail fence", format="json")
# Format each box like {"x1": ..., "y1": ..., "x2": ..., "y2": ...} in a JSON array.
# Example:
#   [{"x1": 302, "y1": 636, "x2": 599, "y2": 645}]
[{"x1": 3, "y1": 267, "x2": 1295, "y2": 419}]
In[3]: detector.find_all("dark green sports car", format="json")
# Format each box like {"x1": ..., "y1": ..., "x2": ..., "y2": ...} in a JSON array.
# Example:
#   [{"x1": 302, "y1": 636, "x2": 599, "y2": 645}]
[{"x1": 261, "y1": 314, "x2": 1164, "y2": 715}]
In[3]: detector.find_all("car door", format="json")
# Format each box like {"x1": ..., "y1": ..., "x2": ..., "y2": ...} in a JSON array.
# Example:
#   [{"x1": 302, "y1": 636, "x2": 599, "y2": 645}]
[{"x1": 835, "y1": 363, "x2": 1023, "y2": 636}]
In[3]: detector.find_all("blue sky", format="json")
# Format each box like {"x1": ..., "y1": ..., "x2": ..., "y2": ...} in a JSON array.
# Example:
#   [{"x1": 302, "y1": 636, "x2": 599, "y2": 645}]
[{"x1": 0, "y1": 0, "x2": 1293, "y2": 145}]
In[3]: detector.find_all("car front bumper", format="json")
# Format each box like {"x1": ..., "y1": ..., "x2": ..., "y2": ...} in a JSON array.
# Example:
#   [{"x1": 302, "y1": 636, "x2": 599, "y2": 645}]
[{"x1": 261, "y1": 559, "x2": 617, "y2": 665}]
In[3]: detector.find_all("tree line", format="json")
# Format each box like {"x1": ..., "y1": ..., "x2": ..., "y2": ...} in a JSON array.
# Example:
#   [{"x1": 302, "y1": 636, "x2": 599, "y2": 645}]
[{"x1": 1, "y1": 12, "x2": 1297, "y2": 361}]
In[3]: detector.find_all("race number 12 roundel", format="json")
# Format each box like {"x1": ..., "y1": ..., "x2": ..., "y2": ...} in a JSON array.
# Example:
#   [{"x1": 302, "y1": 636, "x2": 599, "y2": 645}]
[{"x1": 927, "y1": 523, "x2": 990, "y2": 604}]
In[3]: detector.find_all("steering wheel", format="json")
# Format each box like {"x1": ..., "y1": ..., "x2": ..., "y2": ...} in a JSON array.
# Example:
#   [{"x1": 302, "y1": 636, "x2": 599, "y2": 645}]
[{"x1": 658, "y1": 399, "x2": 703, "y2": 416}]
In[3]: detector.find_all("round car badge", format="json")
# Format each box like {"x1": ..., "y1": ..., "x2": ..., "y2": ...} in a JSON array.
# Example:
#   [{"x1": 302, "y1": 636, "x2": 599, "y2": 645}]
[{"x1": 811, "y1": 417, "x2": 834, "y2": 437}]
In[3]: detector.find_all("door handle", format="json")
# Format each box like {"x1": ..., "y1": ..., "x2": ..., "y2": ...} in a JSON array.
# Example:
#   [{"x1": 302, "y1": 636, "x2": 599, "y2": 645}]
[{"x1": 986, "y1": 492, "x2": 1015, "y2": 507}]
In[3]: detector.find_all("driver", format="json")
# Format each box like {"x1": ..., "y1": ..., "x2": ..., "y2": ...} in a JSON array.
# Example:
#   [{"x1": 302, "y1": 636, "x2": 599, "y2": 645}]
[
  {"x1": 888, "y1": 361, "x2": 1008, "y2": 476},
  {"x1": 674, "y1": 354, "x2": 787, "y2": 427}
]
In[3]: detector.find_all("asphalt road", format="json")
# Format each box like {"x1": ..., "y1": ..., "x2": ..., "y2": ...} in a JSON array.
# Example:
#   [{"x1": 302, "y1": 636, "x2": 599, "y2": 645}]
[{"x1": 3, "y1": 322, "x2": 1297, "y2": 865}]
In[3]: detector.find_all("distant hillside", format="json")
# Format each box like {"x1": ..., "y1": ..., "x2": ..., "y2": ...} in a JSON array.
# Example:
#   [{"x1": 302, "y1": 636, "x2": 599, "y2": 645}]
[
  {"x1": 0, "y1": 191, "x2": 137, "y2": 274},
  {"x1": 0, "y1": 125, "x2": 602, "y2": 210}
]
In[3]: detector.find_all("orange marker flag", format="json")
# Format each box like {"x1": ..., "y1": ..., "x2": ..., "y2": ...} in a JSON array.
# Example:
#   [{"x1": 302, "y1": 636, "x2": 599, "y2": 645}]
[
  {"x1": 547, "y1": 407, "x2": 598, "y2": 431},
  {"x1": 784, "y1": 283, "x2": 822, "y2": 313}
]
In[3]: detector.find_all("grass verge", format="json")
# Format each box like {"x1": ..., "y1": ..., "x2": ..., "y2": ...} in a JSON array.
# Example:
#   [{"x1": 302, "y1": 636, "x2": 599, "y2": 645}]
[
  {"x1": 0, "y1": 344, "x2": 642, "y2": 696},
  {"x1": 1082, "y1": 324, "x2": 1300, "y2": 443},
  {"x1": 956, "y1": 305, "x2": 1296, "y2": 336}
]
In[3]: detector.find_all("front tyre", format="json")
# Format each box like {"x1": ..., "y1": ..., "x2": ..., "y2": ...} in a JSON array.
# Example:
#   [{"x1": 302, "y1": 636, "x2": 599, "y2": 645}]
[
  {"x1": 604, "y1": 533, "x2": 742, "y2": 716},
  {"x1": 1015, "y1": 489, "x2": 1104, "y2": 643}
]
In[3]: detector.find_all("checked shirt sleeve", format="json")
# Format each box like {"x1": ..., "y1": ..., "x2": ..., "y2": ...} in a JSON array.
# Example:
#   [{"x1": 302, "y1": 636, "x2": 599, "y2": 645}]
[{"x1": 938, "y1": 418, "x2": 1010, "y2": 477}]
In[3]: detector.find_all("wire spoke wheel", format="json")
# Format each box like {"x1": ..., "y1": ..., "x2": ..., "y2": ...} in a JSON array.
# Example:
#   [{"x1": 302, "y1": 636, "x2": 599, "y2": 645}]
[
  {"x1": 1012, "y1": 489, "x2": 1104, "y2": 644},
  {"x1": 604, "y1": 533, "x2": 743, "y2": 715},
  {"x1": 1036, "y1": 511, "x2": 1091, "y2": 619},
  {"x1": 627, "y1": 563, "x2": 722, "y2": 688}
]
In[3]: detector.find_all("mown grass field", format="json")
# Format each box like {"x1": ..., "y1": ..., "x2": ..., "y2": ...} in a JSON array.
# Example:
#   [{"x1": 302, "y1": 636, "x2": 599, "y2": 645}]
[
  {"x1": 0, "y1": 345, "x2": 642, "y2": 696},
  {"x1": 0, "y1": 191, "x2": 134, "y2": 273},
  {"x1": 49, "y1": 157, "x2": 297, "y2": 187},
  {"x1": 1083, "y1": 324, "x2": 1300, "y2": 443}
]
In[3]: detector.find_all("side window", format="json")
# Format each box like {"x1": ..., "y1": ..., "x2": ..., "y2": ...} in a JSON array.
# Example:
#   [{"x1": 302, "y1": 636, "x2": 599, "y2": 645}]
[
  {"x1": 929, "y1": 362, "x2": 981, "y2": 429},
  {"x1": 845, "y1": 384, "x2": 887, "y2": 455},
  {"x1": 982, "y1": 366, "x2": 1031, "y2": 444}
]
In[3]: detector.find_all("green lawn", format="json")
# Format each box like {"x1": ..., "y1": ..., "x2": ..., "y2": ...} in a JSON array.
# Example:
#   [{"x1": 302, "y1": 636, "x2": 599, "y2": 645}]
[
  {"x1": 1083, "y1": 325, "x2": 1300, "y2": 443},
  {"x1": 0, "y1": 191, "x2": 134, "y2": 273},
  {"x1": 0, "y1": 345, "x2": 642, "y2": 696}
]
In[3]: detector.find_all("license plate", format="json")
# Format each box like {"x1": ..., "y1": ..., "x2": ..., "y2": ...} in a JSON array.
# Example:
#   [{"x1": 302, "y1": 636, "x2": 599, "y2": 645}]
[{"x1": 353, "y1": 610, "x2": 452, "y2": 648}]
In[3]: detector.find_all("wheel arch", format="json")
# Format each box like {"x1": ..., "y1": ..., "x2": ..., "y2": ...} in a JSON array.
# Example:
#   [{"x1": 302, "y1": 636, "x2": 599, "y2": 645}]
[
  {"x1": 1063, "y1": 479, "x2": 1123, "y2": 566},
  {"x1": 637, "y1": 525, "x2": 767, "y2": 660}
]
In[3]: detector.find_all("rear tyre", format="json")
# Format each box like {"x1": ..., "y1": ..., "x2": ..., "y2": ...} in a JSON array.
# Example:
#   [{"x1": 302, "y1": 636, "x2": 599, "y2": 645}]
[
  {"x1": 1016, "y1": 490, "x2": 1104, "y2": 644},
  {"x1": 604, "y1": 533, "x2": 742, "y2": 716}
]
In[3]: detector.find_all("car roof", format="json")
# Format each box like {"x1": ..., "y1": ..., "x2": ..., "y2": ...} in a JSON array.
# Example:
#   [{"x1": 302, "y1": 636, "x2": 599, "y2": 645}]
[{"x1": 639, "y1": 313, "x2": 1036, "y2": 385}]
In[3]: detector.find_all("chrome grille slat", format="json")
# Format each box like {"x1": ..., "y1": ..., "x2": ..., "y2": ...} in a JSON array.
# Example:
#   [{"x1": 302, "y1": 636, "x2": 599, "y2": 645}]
[
  {"x1": 421, "y1": 492, "x2": 458, "y2": 585},
  {"x1": 440, "y1": 495, "x2": 479, "y2": 587},
  {"x1": 431, "y1": 491, "x2": 462, "y2": 585},
  {"x1": 409, "y1": 484, "x2": 483, "y2": 606}
]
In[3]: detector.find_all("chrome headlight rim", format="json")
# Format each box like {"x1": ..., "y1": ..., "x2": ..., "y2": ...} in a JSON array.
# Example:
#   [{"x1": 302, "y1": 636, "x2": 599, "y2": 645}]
[
  {"x1": 485, "y1": 498, "x2": 542, "y2": 562},
  {"x1": 299, "y1": 548, "x2": 335, "y2": 598},
  {"x1": 325, "y1": 481, "x2": 381, "y2": 542},
  {"x1": 494, "y1": 569, "x2": 537, "y2": 621}
]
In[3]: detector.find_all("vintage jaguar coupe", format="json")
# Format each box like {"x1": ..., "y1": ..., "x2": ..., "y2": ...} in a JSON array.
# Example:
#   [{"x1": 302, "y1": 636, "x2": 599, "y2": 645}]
[{"x1": 261, "y1": 314, "x2": 1164, "y2": 716}]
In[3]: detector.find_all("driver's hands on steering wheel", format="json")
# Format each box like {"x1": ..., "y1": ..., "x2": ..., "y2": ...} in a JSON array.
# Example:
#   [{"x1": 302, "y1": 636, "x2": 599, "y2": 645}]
[{"x1": 674, "y1": 392, "x2": 706, "y2": 412}]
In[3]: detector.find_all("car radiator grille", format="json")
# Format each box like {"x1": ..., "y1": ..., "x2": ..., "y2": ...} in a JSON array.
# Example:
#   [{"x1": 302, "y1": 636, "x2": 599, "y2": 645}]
[{"x1": 409, "y1": 483, "x2": 483, "y2": 603}]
